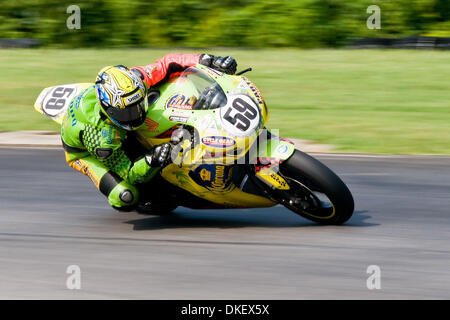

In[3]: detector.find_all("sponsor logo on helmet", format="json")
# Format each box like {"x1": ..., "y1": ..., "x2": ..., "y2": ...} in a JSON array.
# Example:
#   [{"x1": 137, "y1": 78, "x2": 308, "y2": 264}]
[
  {"x1": 125, "y1": 91, "x2": 142, "y2": 105},
  {"x1": 201, "y1": 136, "x2": 236, "y2": 148}
]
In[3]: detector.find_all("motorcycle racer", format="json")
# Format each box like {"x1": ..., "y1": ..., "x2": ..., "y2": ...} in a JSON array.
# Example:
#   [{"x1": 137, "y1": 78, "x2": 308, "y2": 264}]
[{"x1": 61, "y1": 53, "x2": 237, "y2": 211}]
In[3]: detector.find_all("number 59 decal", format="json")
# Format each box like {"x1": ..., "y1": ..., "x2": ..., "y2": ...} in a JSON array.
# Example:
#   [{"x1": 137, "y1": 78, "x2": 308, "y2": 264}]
[
  {"x1": 34, "y1": 83, "x2": 92, "y2": 125},
  {"x1": 42, "y1": 85, "x2": 78, "y2": 117},
  {"x1": 219, "y1": 95, "x2": 261, "y2": 136}
]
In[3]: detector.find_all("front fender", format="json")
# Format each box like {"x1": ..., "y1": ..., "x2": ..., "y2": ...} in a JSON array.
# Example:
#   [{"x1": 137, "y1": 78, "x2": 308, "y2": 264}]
[{"x1": 257, "y1": 138, "x2": 295, "y2": 160}]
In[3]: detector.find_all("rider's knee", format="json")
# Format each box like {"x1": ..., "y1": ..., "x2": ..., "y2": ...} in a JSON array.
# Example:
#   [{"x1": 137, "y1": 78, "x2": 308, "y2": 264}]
[
  {"x1": 108, "y1": 182, "x2": 139, "y2": 209},
  {"x1": 99, "y1": 172, "x2": 139, "y2": 209}
]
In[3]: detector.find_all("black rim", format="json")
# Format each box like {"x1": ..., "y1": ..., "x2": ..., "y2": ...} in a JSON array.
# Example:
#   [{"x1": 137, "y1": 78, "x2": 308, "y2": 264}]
[{"x1": 283, "y1": 176, "x2": 335, "y2": 219}]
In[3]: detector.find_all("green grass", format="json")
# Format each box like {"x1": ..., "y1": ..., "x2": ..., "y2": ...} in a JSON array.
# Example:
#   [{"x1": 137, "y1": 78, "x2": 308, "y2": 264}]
[{"x1": 1, "y1": 48, "x2": 449, "y2": 154}]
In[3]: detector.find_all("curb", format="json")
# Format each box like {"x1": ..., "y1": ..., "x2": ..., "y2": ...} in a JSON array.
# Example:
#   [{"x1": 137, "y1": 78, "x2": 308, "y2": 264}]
[
  {"x1": 0, "y1": 131, "x2": 61, "y2": 148},
  {"x1": 0, "y1": 131, "x2": 334, "y2": 153}
]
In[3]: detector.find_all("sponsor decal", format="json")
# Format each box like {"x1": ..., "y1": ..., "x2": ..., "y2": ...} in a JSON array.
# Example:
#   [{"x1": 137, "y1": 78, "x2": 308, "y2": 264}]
[
  {"x1": 165, "y1": 93, "x2": 195, "y2": 110},
  {"x1": 169, "y1": 116, "x2": 188, "y2": 123},
  {"x1": 169, "y1": 115, "x2": 189, "y2": 123},
  {"x1": 169, "y1": 111, "x2": 190, "y2": 123},
  {"x1": 242, "y1": 77, "x2": 264, "y2": 106},
  {"x1": 143, "y1": 66, "x2": 156, "y2": 79},
  {"x1": 125, "y1": 91, "x2": 142, "y2": 104},
  {"x1": 201, "y1": 136, "x2": 236, "y2": 148},
  {"x1": 205, "y1": 67, "x2": 223, "y2": 77},
  {"x1": 211, "y1": 165, "x2": 229, "y2": 189},
  {"x1": 102, "y1": 126, "x2": 114, "y2": 144},
  {"x1": 72, "y1": 159, "x2": 100, "y2": 188},
  {"x1": 276, "y1": 144, "x2": 289, "y2": 155},
  {"x1": 270, "y1": 172, "x2": 288, "y2": 189},
  {"x1": 143, "y1": 118, "x2": 159, "y2": 133},
  {"x1": 199, "y1": 168, "x2": 211, "y2": 181},
  {"x1": 155, "y1": 125, "x2": 180, "y2": 139},
  {"x1": 236, "y1": 79, "x2": 249, "y2": 90},
  {"x1": 67, "y1": 93, "x2": 83, "y2": 127},
  {"x1": 193, "y1": 165, "x2": 233, "y2": 191}
]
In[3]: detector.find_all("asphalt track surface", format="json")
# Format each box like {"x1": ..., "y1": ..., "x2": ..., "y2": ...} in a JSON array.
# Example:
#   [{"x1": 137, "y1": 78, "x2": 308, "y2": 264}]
[{"x1": 0, "y1": 147, "x2": 449, "y2": 299}]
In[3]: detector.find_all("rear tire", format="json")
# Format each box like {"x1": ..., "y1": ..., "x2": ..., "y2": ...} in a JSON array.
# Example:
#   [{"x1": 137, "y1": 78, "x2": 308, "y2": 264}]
[{"x1": 280, "y1": 150, "x2": 354, "y2": 225}]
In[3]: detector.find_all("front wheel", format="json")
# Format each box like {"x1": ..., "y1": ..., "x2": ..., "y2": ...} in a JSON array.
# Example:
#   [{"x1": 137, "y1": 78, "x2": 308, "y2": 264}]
[{"x1": 279, "y1": 150, "x2": 354, "y2": 225}]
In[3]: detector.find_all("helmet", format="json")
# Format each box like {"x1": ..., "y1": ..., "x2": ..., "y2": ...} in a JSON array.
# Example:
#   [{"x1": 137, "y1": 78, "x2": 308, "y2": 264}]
[{"x1": 95, "y1": 65, "x2": 148, "y2": 131}]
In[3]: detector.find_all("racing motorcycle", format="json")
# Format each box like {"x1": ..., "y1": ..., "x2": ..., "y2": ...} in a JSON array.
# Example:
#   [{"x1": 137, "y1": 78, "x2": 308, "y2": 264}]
[{"x1": 34, "y1": 64, "x2": 354, "y2": 224}]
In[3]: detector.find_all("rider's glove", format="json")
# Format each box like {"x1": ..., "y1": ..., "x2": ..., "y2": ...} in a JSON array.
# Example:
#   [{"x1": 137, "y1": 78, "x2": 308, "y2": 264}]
[
  {"x1": 199, "y1": 54, "x2": 237, "y2": 75},
  {"x1": 145, "y1": 143, "x2": 172, "y2": 167},
  {"x1": 170, "y1": 128, "x2": 186, "y2": 145},
  {"x1": 130, "y1": 68, "x2": 145, "y2": 81}
]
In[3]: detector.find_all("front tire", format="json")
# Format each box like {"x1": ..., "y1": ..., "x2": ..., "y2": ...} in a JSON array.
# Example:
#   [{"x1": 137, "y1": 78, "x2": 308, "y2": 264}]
[{"x1": 279, "y1": 150, "x2": 354, "y2": 225}]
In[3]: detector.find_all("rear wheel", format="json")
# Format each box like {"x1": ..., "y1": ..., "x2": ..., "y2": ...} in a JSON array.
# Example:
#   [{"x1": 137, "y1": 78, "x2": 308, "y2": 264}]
[{"x1": 279, "y1": 150, "x2": 354, "y2": 225}]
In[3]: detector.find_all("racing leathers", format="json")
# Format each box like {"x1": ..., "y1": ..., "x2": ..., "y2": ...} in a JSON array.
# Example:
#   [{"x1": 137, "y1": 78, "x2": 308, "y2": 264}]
[{"x1": 61, "y1": 53, "x2": 237, "y2": 210}]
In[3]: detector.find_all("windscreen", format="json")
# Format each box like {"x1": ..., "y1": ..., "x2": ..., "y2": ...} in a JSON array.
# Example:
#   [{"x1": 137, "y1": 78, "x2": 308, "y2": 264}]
[{"x1": 172, "y1": 67, "x2": 227, "y2": 110}]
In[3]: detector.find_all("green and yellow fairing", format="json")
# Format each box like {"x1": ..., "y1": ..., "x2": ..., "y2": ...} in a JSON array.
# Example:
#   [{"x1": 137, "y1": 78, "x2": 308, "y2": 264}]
[{"x1": 135, "y1": 64, "x2": 295, "y2": 207}]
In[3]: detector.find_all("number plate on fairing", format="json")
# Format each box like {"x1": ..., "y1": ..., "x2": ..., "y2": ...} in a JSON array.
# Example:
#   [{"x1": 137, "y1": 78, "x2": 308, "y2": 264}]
[
  {"x1": 34, "y1": 83, "x2": 93, "y2": 125},
  {"x1": 219, "y1": 94, "x2": 262, "y2": 136}
]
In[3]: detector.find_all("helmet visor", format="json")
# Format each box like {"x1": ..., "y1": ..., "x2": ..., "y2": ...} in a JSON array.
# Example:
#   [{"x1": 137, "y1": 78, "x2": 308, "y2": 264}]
[{"x1": 106, "y1": 98, "x2": 148, "y2": 130}]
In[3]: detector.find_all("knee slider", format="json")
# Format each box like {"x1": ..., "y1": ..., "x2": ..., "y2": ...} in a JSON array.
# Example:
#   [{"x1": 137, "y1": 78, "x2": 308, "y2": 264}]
[
  {"x1": 119, "y1": 189, "x2": 134, "y2": 203},
  {"x1": 99, "y1": 171, "x2": 138, "y2": 208},
  {"x1": 108, "y1": 182, "x2": 138, "y2": 208}
]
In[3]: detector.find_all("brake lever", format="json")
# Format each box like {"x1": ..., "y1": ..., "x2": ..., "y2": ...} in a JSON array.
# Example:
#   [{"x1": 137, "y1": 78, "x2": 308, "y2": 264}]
[{"x1": 235, "y1": 68, "x2": 252, "y2": 76}]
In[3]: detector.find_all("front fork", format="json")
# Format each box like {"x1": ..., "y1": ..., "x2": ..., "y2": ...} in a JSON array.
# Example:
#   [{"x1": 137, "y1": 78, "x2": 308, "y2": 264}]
[
  {"x1": 253, "y1": 132, "x2": 296, "y2": 191},
  {"x1": 239, "y1": 131, "x2": 297, "y2": 202}
]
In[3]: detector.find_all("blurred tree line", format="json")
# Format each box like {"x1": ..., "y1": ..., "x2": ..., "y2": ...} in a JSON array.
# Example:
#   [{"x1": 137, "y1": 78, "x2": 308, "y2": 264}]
[{"x1": 0, "y1": 0, "x2": 449, "y2": 48}]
